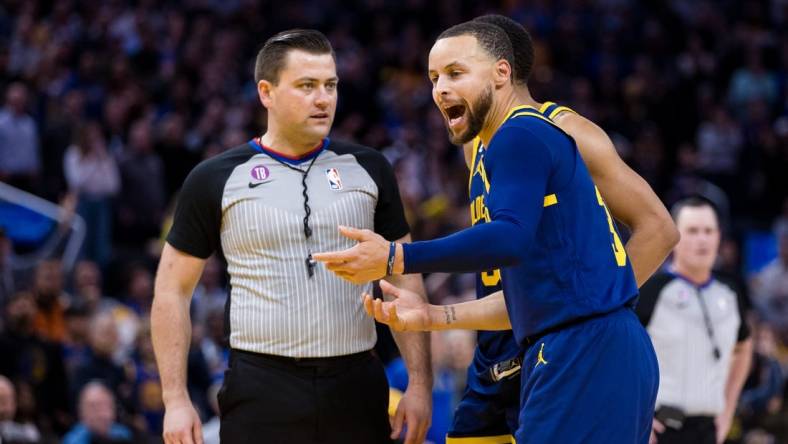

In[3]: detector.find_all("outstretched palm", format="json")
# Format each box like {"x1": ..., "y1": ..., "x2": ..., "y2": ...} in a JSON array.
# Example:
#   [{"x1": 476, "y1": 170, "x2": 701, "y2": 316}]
[{"x1": 362, "y1": 280, "x2": 431, "y2": 331}]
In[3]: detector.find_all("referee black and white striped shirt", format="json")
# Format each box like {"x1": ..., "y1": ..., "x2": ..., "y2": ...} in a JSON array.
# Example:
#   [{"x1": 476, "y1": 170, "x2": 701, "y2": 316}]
[
  {"x1": 636, "y1": 271, "x2": 751, "y2": 416},
  {"x1": 166, "y1": 137, "x2": 409, "y2": 358}
]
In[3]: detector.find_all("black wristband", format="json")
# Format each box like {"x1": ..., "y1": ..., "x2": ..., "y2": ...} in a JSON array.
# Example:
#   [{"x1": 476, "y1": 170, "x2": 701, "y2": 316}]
[{"x1": 386, "y1": 242, "x2": 396, "y2": 276}]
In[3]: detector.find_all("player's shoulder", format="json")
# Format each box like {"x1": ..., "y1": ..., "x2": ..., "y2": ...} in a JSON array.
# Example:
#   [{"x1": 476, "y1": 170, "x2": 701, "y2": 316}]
[
  {"x1": 501, "y1": 107, "x2": 568, "y2": 141},
  {"x1": 490, "y1": 108, "x2": 572, "y2": 156}
]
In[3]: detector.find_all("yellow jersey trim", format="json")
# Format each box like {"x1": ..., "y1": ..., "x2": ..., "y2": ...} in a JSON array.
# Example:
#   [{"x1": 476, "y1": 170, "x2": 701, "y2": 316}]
[
  {"x1": 543, "y1": 194, "x2": 558, "y2": 207},
  {"x1": 468, "y1": 136, "x2": 483, "y2": 193},
  {"x1": 510, "y1": 111, "x2": 555, "y2": 126},
  {"x1": 539, "y1": 101, "x2": 554, "y2": 113},
  {"x1": 548, "y1": 105, "x2": 575, "y2": 120},
  {"x1": 446, "y1": 434, "x2": 516, "y2": 444},
  {"x1": 475, "y1": 158, "x2": 491, "y2": 193}
]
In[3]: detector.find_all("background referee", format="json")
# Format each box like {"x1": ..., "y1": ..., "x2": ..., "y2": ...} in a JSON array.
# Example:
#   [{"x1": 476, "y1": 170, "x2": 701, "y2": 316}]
[
  {"x1": 151, "y1": 29, "x2": 431, "y2": 444},
  {"x1": 637, "y1": 197, "x2": 753, "y2": 444}
]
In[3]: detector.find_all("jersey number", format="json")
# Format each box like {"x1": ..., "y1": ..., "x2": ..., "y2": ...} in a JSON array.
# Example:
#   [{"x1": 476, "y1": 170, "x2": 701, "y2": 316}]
[{"x1": 595, "y1": 187, "x2": 627, "y2": 267}]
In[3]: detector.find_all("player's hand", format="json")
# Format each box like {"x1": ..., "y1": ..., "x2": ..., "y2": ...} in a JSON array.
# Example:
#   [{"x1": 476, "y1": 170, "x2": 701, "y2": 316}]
[
  {"x1": 313, "y1": 226, "x2": 390, "y2": 284},
  {"x1": 163, "y1": 399, "x2": 203, "y2": 444},
  {"x1": 363, "y1": 280, "x2": 432, "y2": 331},
  {"x1": 649, "y1": 418, "x2": 665, "y2": 444},
  {"x1": 392, "y1": 383, "x2": 432, "y2": 444}
]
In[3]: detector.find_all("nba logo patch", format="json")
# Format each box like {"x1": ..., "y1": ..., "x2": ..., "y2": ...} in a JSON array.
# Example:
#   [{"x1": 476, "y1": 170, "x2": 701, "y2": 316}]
[{"x1": 326, "y1": 168, "x2": 342, "y2": 190}]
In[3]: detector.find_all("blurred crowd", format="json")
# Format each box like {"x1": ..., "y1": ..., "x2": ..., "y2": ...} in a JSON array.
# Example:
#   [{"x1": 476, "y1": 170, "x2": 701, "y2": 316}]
[{"x1": 0, "y1": 0, "x2": 786, "y2": 443}]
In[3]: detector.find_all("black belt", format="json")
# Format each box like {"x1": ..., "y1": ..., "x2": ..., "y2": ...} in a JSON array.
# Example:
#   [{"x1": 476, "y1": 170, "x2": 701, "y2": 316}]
[{"x1": 231, "y1": 348, "x2": 373, "y2": 368}]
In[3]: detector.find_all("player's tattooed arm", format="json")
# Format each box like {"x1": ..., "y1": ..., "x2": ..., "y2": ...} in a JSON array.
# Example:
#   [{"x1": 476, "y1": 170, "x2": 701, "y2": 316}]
[
  {"x1": 364, "y1": 282, "x2": 510, "y2": 332},
  {"x1": 443, "y1": 306, "x2": 457, "y2": 325}
]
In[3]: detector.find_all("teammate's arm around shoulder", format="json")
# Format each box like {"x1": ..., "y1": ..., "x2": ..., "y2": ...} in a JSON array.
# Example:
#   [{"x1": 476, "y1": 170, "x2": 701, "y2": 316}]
[
  {"x1": 553, "y1": 111, "x2": 679, "y2": 286},
  {"x1": 152, "y1": 243, "x2": 207, "y2": 444}
]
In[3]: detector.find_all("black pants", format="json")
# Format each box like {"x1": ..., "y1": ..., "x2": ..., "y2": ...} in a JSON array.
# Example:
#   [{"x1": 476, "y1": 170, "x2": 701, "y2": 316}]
[
  {"x1": 218, "y1": 349, "x2": 392, "y2": 444},
  {"x1": 656, "y1": 416, "x2": 716, "y2": 444}
]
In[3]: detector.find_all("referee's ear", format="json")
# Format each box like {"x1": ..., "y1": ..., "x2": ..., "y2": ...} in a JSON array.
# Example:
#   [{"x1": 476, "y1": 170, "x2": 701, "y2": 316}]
[{"x1": 258, "y1": 80, "x2": 274, "y2": 109}]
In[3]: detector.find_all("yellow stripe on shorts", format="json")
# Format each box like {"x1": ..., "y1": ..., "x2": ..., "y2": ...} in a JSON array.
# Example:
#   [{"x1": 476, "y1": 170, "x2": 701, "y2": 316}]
[
  {"x1": 446, "y1": 434, "x2": 516, "y2": 444},
  {"x1": 544, "y1": 194, "x2": 558, "y2": 207}
]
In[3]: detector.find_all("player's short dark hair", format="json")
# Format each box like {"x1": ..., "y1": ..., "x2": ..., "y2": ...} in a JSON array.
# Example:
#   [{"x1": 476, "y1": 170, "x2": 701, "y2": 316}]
[
  {"x1": 670, "y1": 196, "x2": 720, "y2": 223},
  {"x1": 254, "y1": 29, "x2": 335, "y2": 84},
  {"x1": 437, "y1": 21, "x2": 514, "y2": 70},
  {"x1": 473, "y1": 14, "x2": 534, "y2": 84}
]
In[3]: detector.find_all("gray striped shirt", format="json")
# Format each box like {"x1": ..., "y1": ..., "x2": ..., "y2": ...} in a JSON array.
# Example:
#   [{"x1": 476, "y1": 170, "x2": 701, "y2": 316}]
[
  {"x1": 167, "y1": 138, "x2": 409, "y2": 357},
  {"x1": 637, "y1": 272, "x2": 750, "y2": 415}
]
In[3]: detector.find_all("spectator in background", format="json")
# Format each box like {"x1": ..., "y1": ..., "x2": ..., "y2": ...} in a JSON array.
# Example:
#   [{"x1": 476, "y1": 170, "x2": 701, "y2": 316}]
[
  {"x1": 117, "y1": 119, "x2": 166, "y2": 246},
  {"x1": 61, "y1": 303, "x2": 91, "y2": 377},
  {"x1": 198, "y1": 306, "x2": 228, "y2": 382},
  {"x1": 130, "y1": 320, "x2": 163, "y2": 435},
  {"x1": 0, "y1": 292, "x2": 69, "y2": 436},
  {"x1": 70, "y1": 312, "x2": 132, "y2": 411},
  {"x1": 0, "y1": 82, "x2": 40, "y2": 193},
  {"x1": 63, "y1": 121, "x2": 121, "y2": 267},
  {"x1": 122, "y1": 264, "x2": 153, "y2": 317},
  {"x1": 62, "y1": 382, "x2": 133, "y2": 444},
  {"x1": 728, "y1": 47, "x2": 779, "y2": 110},
  {"x1": 71, "y1": 260, "x2": 141, "y2": 364},
  {"x1": 156, "y1": 113, "x2": 200, "y2": 198},
  {"x1": 190, "y1": 255, "x2": 226, "y2": 326},
  {"x1": 0, "y1": 375, "x2": 41, "y2": 444},
  {"x1": 695, "y1": 106, "x2": 743, "y2": 196},
  {"x1": 71, "y1": 260, "x2": 106, "y2": 314},
  {"x1": 751, "y1": 223, "x2": 788, "y2": 341},
  {"x1": 41, "y1": 89, "x2": 85, "y2": 202},
  {"x1": 0, "y1": 227, "x2": 15, "y2": 307},
  {"x1": 30, "y1": 258, "x2": 69, "y2": 343},
  {"x1": 738, "y1": 321, "x2": 785, "y2": 436}
]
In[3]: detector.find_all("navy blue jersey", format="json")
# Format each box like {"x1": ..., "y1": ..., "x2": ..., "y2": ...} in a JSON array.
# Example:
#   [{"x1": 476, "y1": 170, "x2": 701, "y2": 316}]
[
  {"x1": 466, "y1": 136, "x2": 521, "y2": 394},
  {"x1": 404, "y1": 105, "x2": 639, "y2": 344}
]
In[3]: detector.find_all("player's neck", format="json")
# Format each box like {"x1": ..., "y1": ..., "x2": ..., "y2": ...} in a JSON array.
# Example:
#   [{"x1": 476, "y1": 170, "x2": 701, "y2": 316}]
[
  {"x1": 260, "y1": 127, "x2": 323, "y2": 157},
  {"x1": 478, "y1": 90, "x2": 519, "y2": 147},
  {"x1": 672, "y1": 261, "x2": 712, "y2": 286},
  {"x1": 515, "y1": 86, "x2": 540, "y2": 109}
]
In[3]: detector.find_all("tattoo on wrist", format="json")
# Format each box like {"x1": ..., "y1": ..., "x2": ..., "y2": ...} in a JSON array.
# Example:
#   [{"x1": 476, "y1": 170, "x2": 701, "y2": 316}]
[{"x1": 444, "y1": 306, "x2": 457, "y2": 324}]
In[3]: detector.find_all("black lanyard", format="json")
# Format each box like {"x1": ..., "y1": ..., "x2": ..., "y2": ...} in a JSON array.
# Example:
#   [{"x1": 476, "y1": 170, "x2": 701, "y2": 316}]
[
  {"x1": 694, "y1": 287, "x2": 721, "y2": 361},
  {"x1": 260, "y1": 140, "x2": 319, "y2": 278}
]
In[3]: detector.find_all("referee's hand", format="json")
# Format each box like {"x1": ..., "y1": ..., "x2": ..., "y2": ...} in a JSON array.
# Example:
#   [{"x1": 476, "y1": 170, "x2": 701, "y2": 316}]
[{"x1": 163, "y1": 400, "x2": 203, "y2": 444}]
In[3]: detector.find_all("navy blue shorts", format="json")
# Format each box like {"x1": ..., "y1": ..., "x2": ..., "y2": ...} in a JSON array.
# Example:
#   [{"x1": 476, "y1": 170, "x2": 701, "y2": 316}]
[
  {"x1": 447, "y1": 360, "x2": 520, "y2": 443},
  {"x1": 515, "y1": 306, "x2": 659, "y2": 444}
]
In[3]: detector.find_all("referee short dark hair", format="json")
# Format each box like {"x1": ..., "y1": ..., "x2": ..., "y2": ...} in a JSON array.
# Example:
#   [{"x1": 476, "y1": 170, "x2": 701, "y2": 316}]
[
  {"x1": 671, "y1": 195, "x2": 720, "y2": 223},
  {"x1": 473, "y1": 14, "x2": 534, "y2": 84},
  {"x1": 437, "y1": 21, "x2": 514, "y2": 70},
  {"x1": 254, "y1": 29, "x2": 335, "y2": 84}
]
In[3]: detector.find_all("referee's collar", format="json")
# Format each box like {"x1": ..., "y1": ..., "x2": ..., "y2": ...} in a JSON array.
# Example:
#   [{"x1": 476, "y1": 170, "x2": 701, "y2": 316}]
[
  {"x1": 248, "y1": 137, "x2": 330, "y2": 165},
  {"x1": 667, "y1": 268, "x2": 714, "y2": 290}
]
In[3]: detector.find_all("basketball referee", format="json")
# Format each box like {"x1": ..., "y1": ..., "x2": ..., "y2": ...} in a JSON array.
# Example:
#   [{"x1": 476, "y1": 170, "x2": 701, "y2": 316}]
[{"x1": 151, "y1": 29, "x2": 432, "y2": 444}]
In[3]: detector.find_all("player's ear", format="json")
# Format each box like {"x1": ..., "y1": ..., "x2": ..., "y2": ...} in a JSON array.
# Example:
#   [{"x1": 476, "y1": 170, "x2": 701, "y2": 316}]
[
  {"x1": 258, "y1": 80, "x2": 274, "y2": 108},
  {"x1": 493, "y1": 60, "x2": 512, "y2": 89}
]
